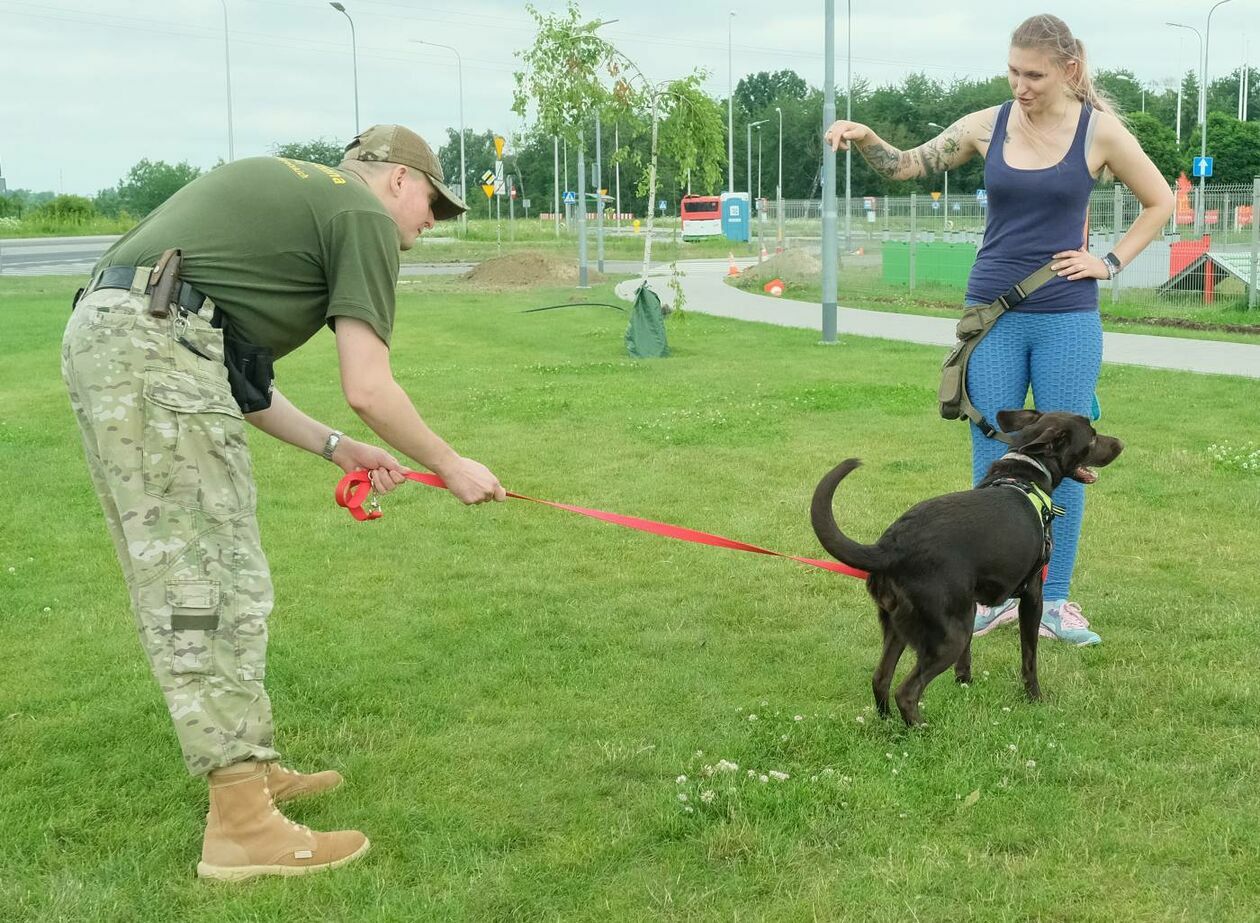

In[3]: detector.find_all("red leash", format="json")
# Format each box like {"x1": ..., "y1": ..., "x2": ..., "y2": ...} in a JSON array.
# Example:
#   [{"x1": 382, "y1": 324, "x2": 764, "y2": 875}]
[{"x1": 334, "y1": 470, "x2": 869, "y2": 580}]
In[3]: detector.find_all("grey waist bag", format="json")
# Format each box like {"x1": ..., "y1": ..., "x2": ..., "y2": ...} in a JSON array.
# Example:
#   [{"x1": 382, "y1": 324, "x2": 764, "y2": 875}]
[{"x1": 938, "y1": 262, "x2": 1056, "y2": 443}]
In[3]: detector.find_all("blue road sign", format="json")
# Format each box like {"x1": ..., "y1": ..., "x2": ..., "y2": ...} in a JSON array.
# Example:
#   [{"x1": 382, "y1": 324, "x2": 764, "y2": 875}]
[
  {"x1": 975, "y1": 188, "x2": 987, "y2": 204},
  {"x1": 1192, "y1": 156, "x2": 1213, "y2": 178},
  {"x1": 562, "y1": 190, "x2": 577, "y2": 205},
  {"x1": 658, "y1": 199, "x2": 667, "y2": 213}
]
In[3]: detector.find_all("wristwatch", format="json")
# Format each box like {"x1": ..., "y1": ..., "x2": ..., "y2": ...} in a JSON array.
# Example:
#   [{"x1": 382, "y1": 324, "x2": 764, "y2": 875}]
[
  {"x1": 1102, "y1": 252, "x2": 1122, "y2": 279},
  {"x1": 321, "y1": 430, "x2": 344, "y2": 461}
]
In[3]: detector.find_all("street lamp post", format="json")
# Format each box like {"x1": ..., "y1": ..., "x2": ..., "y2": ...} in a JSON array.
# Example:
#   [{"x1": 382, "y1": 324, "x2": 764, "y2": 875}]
[
  {"x1": 411, "y1": 39, "x2": 466, "y2": 233},
  {"x1": 775, "y1": 105, "x2": 784, "y2": 251},
  {"x1": 1202, "y1": 0, "x2": 1236, "y2": 233},
  {"x1": 218, "y1": 0, "x2": 234, "y2": 162},
  {"x1": 727, "y1": 11, "x2": 736, "y2": 193},
  {"x1": 1169, "y1": 0, "x2": 1235, "y2": 236},
  {"x1": 821, "y1": 0, "x2": 838, "y2": 343},
  {"x1": 329, "y1": 2, "x2": 359, "y2": 135},
  {"x1": 1167, "y1": 21, "x2": 1204, "y2": 232},
  {"x1": 843, "y1": 0, "x2": 852, "y2": 253},
  {"x1": 746, "y1": 118, "x2": 768, "y2": 199},
  {"x1": 928, "y1": 121, "x2": 949, "y2": 232}
]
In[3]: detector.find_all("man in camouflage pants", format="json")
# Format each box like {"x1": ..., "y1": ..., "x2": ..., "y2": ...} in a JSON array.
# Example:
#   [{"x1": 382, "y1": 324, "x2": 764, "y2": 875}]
[{"x1": 62, "y1": 125, "x2": 505, "y2": 882}]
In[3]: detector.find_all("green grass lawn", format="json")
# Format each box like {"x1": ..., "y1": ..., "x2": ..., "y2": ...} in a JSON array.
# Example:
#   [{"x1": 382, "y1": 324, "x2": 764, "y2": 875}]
[{"x1": 2, "y1": 275, "x2": 1259, "y2": 921}]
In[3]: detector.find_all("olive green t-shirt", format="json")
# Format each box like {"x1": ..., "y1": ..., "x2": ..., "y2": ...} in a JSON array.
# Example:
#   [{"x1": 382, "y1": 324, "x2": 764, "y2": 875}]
[{"x1": 99, "y1": 157, "x2": 400, "y2": 358}]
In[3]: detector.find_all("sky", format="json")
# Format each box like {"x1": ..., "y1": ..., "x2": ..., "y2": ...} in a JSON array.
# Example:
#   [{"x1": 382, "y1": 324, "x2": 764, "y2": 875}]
[{"x1": 0, "y1": 0, "x2": 1254, "y2": 195}]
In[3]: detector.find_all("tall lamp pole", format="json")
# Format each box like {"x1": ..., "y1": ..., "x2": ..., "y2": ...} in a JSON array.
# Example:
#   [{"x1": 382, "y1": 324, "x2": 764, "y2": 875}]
[
  {"x1": 1166, "y1": 21, "x2": 1203, "y2": 232},
  {"x1": 746, "y1": 119, "x2": 768, "y2": 197},
  {"x1": 821, "y1": 0, "x2": 838, "y2": 343},
  {"x1": 412, "y1": 39, "x2": 466, "y2": 233},
  {"x1": 843, "y1": 0, "x2": 852, "y2": 252},
  {"x1": 330, "y1": 2, "x2": 360, "y2": 135},
  {"x1": 727, "y1": 11, "x2": 736, "y2": 193},
  {"x1": 219, "y1": 0, "x2": 234, "y2": 162},
  {"x1": 775, "y1": 105, "x2": 784, "y2": 251}
]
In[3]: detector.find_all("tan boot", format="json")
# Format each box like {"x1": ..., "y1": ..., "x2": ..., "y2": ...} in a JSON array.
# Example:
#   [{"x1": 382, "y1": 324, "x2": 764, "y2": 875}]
[
  {"x1": 197, "y1": 761, "x2": 369, "y2": 882},
  {"x1": 265, "y1": 762, "x2": 343, "y2": 804}
]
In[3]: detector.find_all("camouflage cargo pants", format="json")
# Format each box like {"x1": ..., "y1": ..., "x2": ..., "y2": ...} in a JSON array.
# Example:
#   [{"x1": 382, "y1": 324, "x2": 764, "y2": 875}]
[{"x1": 61, "y1": 280, "x2": 281, "y2": 776}]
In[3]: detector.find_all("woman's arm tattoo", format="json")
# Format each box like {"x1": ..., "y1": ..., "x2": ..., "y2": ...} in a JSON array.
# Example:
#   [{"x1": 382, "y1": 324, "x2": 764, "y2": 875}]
[
  {"x1": 918, "y1": 126, "x2": 963, "y2": 174},
  {"x1": 856, "y1": 137, "x2": 915, "y2": 179}
]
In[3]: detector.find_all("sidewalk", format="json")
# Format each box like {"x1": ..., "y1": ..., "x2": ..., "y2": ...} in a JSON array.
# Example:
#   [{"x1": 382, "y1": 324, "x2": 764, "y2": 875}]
[{"x1": 665, "y1": 259, "x2": 1260, "y2": 380}]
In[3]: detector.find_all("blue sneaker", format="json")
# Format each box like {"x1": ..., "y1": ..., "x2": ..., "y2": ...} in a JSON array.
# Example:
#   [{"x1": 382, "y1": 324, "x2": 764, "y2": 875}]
[
  {"x1": 1039, "y1": 601, "x2": 1101, "y2": 646},
  {"x1": 973, "y1": 599, "x2": 1019, "y2": 636}
]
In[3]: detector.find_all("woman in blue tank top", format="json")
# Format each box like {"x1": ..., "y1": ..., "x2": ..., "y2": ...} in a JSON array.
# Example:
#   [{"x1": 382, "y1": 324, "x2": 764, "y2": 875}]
[{"x1": 824, "y1": 14, "x2": 1173, "y2": 645}]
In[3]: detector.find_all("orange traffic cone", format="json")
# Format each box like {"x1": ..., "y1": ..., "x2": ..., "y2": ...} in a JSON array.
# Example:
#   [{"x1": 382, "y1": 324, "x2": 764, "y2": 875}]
[
  {"x1": 762, "y1": 278, "x2": 784, "y2": 297},
  {"x1": 727, "y1": 253, "x2": 740, "y2": 277}
]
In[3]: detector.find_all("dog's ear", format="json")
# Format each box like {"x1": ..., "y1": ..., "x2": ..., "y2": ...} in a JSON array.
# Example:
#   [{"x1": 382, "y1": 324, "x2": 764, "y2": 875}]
[
  {"x1": 1084, "y1": 435, "x2": 1124, "y2": 468},
  {"x1": 997, "y1": 409, "x2": 1041, "y2": 433},
  {"x1": 1018, "y1": 425, "x2": 1069, "y2": 455}
]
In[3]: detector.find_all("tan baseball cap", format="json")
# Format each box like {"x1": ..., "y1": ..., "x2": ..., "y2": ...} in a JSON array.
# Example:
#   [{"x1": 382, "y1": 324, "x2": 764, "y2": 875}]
[{"x1": 343, "y1": 124, "x2": 467, "y2": 220}]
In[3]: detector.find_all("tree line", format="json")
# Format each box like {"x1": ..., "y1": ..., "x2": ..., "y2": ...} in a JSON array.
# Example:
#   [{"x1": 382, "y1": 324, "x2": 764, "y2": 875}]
[{"x1": 3, "y1": 65, "x2": 1257, "y2": 227}]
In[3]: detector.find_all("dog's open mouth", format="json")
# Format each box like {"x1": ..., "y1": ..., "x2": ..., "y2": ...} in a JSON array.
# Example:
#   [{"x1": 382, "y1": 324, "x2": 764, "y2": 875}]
[{"x1": 1073, "y1": 466, "x2": 1098, "y2": 484}]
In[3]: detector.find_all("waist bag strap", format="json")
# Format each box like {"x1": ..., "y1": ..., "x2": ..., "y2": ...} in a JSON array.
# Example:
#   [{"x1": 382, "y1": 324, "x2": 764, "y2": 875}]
[{"x1": 942, "y1": 261, "x2": 1059, "y2": 443}]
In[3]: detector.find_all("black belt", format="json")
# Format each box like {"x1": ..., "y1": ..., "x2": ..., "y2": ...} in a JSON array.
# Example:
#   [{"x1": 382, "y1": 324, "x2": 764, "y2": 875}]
[{"x1": 84, "y1": 265, "x2": 213, "y2": 319}]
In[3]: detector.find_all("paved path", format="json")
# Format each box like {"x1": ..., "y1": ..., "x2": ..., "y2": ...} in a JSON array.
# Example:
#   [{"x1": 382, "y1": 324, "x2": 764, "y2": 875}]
[{"x1": 664, "y1": 258, "x2": 1260, "y2": 380}]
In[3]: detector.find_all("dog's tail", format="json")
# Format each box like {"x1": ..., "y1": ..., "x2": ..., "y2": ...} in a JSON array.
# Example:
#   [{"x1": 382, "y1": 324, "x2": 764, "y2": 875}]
[{"x1": 810, "y1": 459, "x2": 889, "y2": 574}]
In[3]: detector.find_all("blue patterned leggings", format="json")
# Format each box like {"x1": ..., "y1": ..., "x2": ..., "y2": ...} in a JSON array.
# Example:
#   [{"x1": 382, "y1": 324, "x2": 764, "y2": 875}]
[{"x1": 965, "y1": 308, "x2": 1103, "y2": 600}]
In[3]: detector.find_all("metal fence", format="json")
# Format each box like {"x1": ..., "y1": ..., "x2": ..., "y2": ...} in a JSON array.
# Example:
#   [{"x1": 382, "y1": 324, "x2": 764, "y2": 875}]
[{"x1": 753, "y1": 179, "x2": 1260, "y2": 314}]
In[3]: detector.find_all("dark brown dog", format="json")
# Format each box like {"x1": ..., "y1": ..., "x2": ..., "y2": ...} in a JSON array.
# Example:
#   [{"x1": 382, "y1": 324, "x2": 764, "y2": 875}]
[{"x1": 810, "y1": 410, "x2": 1123, "y2": 725}]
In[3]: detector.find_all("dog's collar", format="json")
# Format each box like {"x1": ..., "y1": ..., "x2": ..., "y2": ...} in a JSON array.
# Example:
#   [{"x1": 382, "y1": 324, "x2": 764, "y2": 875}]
[{"x1": 998, "y1": 451, "x2": 1052, "y2": 482}]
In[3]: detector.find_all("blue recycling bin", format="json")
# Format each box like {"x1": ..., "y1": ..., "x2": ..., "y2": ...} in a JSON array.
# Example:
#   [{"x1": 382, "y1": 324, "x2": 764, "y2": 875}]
[{"x1": 720, "y1": 192, "x2": 751, "y2": 242}]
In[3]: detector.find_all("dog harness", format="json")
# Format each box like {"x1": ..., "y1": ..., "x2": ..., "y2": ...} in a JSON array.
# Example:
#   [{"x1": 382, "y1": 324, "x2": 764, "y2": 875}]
[{"x1": 985, "y1": 463, "x2": 1066, "y2": 590}]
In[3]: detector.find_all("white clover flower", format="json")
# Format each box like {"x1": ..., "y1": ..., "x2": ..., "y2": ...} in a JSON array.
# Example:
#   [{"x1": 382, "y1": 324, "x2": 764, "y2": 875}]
[
  {"x1": 715, "y1": 759, "x2": 738, "y2": 773},
  {"x1": 1002, "y1": 706, "x2": 1011, "y2": 713},
  {"x1": 759, "y1": 774, "x2": 769, "y2": 783},
  {"x1": 761, "y1": 700, "x2": 768, "y2": 707},
  {"x1": 899, "y1": 812, "x2": 907, "y2": 818},
  {"x1": 902, "y1": 752, "x2": 908, "y2": 758},
  {"x1": 885, "y1": 752, "x2": 893, "y2": 759},
  {"x1": 855, "y1": 716, "x2": 865, "y2": 724},
  {"x1": 694, "y1": 750, "x2": 704, "y2": 758},
  {"x1": 683, "y1": 805, "x2": 693, "y2": 813},
  {"x1": 959, "y1": 682, "x2": 970, "y2": 689},
  {"x1": 780, "y1": 734, "x2": 788, "y2": 742},
  {"x1": 677, "y1": 792, "x2": 688, "y2": 802},
  {"x1": 702, "y1": 765, "x2": 714, "y2": 776},
  {"x1": 42, "y1": 607, "x2": 50, "y2": 613},
  {"x1": 1008, "y1": 744, "x2": 1017, "y2": 752},
  {"x1": 748, "y1": 714, "x2": 758, "y2": 722},
  {"x1": 1048, "y1": 742, "x2": 1057, "y2": 749},
  {"x1": 822, "y1": 768, "x2": 835, "y2": 777},
  {"x1": 794, "y1": 715, "x2": 804, "y2": 722},
  {"x1": 700, "y1": 789, "x2": 716, "y2": 804},
  {"x1": 891, "y1": 768, "x2": 900, "y2": 775},
  {"x1": 768, "y1": 770, "x2": 789, "y2": 781},
  {"x1": 983, "y1": 671, "x2": 990, "y2": 677},
  {"x1": 1025, "y1": 759, "x2": 1037, "y2": 768},
  {"x1": 747, "y1": 769, "x2": 757, "y2": 779},
  {"x1": 677, "y1": 775, "x2": 687, "y2": 784}
]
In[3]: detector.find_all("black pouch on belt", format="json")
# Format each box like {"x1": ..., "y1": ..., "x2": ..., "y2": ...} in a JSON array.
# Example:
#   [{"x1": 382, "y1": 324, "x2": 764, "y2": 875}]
[{"x1": 222, "y1": 330, "x2": 275, "y2": 414}]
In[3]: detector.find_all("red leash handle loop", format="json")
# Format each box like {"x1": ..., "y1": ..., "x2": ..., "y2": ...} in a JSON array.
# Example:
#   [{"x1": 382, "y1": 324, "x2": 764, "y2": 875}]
[{"x1": 332, "y1": 469, "x2": 869, "y2": 580}]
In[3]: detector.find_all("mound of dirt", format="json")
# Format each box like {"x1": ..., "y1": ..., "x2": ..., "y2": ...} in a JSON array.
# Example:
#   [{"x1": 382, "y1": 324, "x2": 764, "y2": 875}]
[
  {"x1": 462, "y1": 251, "x2": 605, "y2": 287},
  {"x1": 732, "y1": 248, "x2": 822, "y2": 291}
]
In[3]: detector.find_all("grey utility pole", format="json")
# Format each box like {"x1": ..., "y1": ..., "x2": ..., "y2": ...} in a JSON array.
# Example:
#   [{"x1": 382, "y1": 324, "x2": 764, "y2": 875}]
[
  {"x1": 219, "y1": 0, "x2": 234, "y2": 162},
  {"x1": 821, "y1": 0, "x2": 838, "y2": 342},
  {"x1": 329, "y1": 3, "x2": 359, "y2": 134},
  {"x1": 727, "y1": 11, "x2": 736, "y2": 193}
]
